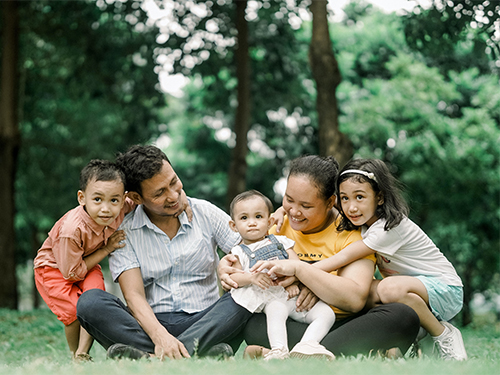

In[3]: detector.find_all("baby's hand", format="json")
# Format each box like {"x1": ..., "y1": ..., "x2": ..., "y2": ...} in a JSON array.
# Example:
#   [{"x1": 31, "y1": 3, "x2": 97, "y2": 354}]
[
  {"x1": 104, "y1": 230, "x2": 126, "y2": 254},
  {"x1": 285, "y1": 284, "x2": 300, "y2": 299},
  {"x1": 251, "y1": 273, "x2": 273, "y2": 290}
]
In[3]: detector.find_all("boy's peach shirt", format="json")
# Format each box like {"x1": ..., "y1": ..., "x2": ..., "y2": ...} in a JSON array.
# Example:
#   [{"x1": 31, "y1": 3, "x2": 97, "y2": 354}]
[{"x1": 34, "y1": 198, "x2": 135, "y2": 282}]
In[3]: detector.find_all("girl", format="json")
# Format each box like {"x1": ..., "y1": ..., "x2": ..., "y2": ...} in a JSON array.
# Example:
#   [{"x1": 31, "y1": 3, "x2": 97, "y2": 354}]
[{"x1": 313, "y1": 158, "x2": 467, "y2": 360}]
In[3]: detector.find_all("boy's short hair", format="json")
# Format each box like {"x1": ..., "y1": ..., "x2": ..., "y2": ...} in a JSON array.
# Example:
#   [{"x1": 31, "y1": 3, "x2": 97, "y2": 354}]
[
  {"x1": 230, "y1": 190, "x2": 273, "y2": 219},
  {"x1": 79, "y1": 159, "x2": 126, "y2": 191},
  {"x1": 115, "y1": 145, "x2": 170, "y2": 195}
]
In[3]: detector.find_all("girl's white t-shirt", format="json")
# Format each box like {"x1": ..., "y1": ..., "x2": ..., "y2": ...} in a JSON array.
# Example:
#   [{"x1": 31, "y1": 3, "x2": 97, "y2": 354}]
[{"x1": 362, "y1": 217, "x2": 462, "y2": 286}]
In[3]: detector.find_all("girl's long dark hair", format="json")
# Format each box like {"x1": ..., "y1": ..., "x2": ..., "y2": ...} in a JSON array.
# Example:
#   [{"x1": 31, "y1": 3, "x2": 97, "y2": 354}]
[{"x1": 336, "y1": 159, "x2": 409, "y2": 231}]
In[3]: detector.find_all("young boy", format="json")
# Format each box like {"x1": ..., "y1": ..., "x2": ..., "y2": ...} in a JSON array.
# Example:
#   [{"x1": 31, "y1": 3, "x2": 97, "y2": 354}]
[
  {"x1": 34, "y1": 159, "x2": 133, "y2": 361},
  {"x1": 228, "y1": 190, "x2": 336, "y2": 360}
]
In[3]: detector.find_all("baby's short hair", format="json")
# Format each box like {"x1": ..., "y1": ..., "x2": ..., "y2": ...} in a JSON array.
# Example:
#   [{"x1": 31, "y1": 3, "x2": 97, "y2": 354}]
[
  {"x1": 79, "y1": 159, "x2": 126, "y2": 192},
  {"x1": 230, "y1": 190, "x2": 273, "y2": 219}
]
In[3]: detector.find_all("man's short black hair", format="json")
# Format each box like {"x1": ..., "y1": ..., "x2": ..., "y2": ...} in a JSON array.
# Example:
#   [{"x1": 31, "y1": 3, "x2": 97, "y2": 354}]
[{"x1": 115, "y1": 145, "x2": 170, "y2": 195}]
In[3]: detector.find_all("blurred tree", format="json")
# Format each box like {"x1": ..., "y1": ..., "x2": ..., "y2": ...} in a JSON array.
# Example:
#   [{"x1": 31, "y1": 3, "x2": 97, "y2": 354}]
[
  {"x1": 226, "y1": 0, "x2": 251, "y2": 209},
  {"x1": 153, "y1": 0, "x2": 316, "y2": 208},
  {"x1": 1, "y1": 0, "x2": 163, "y2": 309},
  {"x1": 403, "y1": 0, "x2": 500, "y2": 75},
  {"x1": 309, "y1": 0, "x2": 352, "y2": 165},
  {"x1": 0, "y1": 0, "x2": 20, "y2": 309}
]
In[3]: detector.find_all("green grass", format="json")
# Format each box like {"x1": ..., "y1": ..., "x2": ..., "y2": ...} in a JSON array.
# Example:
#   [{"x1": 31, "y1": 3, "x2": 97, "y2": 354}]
[{"x1": 1, "y1": 308, "x2": 499, "y2": 375}]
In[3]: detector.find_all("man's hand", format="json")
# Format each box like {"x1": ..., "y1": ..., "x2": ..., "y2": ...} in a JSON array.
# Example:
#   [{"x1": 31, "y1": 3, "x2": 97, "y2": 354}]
[
  {"x1": 218, "y1": 254, "x2": 244, "y2": 291},
  {"x1": 285, "y1": 284, "x2": 300, "y2": 299},
  {"x1": 295, "y1": 285, "x2": 318, "y2": 312},
  {"x1": 153, "y1": 331, "x2": 190, "y2": 360}
]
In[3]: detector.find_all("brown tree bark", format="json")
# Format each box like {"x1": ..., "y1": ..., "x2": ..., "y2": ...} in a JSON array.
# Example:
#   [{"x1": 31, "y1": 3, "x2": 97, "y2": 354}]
[
  {"x1": 0, "y1": 0, "x2": 20, "y2": 309},
  {"x1": 226, "y1": 0, "x2": 250, "y2": 210},
  {"x1": 309, "y1": 0, "x2": 352, "y2": 166}
]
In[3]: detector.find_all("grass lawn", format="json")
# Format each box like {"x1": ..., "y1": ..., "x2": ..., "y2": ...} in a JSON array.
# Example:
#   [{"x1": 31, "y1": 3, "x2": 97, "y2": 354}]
[{"x1": 1, "y1": 308, "x2": 499, "y2": 375}]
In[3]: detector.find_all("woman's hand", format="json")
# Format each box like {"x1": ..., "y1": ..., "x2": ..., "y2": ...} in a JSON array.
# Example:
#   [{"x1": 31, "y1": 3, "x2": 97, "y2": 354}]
[
  {"x1": 250, "y1": 259, "x2": 300, "y2": 278},
  {"x1": 218, "y1": 254, "x2": 244, "y2": 291}
]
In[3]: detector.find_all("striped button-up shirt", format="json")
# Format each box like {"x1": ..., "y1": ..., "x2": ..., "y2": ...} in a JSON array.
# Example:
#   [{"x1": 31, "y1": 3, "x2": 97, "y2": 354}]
[{"x1": 109, "y1": 197, "x2": 240, "y2": 313}]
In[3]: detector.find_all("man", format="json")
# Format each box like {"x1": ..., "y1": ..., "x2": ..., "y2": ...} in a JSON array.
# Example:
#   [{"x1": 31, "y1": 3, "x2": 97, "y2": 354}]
[{"x1": 77, "y1": 145, "x2": 252, "y2": 360}]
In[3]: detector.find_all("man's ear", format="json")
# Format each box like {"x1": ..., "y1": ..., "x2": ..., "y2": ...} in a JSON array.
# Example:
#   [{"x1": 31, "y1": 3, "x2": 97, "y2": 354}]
[
  {"x1": 77, "y1": 190, "x2": 85, "y2": 206},
  {"x1": 229, "y1": 220, "x2": 238, "y2": 233},
  {"x1": 128, "y1": 191, "x2": 143, "y2": 205}
]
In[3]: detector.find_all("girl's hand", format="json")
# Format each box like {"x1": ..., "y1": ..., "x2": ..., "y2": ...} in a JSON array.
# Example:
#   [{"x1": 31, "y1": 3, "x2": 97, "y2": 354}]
[
  {"x1": 218, "y1": 254, "x2": 244, "y2": 291},
  {"x1": 270, "y1": 206, "x2": 286, "y2": 233},
  {"x1": 295, "y1": 286, "x2": 318, "y2": 312},
  {"x1": 104, "y1": 230, "x2": 126, "y2": 254},
  {"x1": 251, "y1": 273, "x2": 273, "y2": 290}
]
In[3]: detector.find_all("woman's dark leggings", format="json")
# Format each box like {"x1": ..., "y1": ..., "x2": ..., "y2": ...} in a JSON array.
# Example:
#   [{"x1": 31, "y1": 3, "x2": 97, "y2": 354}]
[{"x1": 244, "y1": 303, "x2": 420, "y2": 357}]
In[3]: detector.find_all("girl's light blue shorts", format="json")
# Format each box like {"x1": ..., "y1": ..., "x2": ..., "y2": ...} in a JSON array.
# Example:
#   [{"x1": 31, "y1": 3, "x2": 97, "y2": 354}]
[{"x1": 415, "y1": 275, "x2": 463, "y2": 322}]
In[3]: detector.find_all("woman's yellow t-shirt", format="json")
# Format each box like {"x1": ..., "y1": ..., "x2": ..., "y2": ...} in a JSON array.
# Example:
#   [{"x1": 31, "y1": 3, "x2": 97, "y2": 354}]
[{"x1": 269, "y1": 215, "x2": 376, "y2": 318}]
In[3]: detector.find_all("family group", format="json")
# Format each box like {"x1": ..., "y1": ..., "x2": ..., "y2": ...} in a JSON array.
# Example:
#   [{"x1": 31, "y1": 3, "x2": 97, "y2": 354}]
[{"x1": 33, "y1": 144, "x2": 467, "y2": 363}]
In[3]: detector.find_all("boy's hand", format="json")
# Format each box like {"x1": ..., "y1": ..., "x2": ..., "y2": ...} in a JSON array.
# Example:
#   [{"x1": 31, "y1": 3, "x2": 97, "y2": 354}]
[
  {"x1": 251, "y1": 273, "x2": 273, "y2": 290},
  {"x1": 104, "y1": 230, "x2": 126, "y2": 254},
  {"x1": 174, "y1": 189, "x2": 193, "y2": 221}
]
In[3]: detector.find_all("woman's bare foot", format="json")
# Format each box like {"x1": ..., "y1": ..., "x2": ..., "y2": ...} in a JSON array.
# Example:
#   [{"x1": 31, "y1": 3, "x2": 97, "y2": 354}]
[{"x1": 243, "y1": 345, "x2": 270, "y2": 359}]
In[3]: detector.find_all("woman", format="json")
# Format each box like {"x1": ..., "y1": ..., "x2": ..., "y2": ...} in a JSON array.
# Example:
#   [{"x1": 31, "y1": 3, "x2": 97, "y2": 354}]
[{"x1": 219, "y1": 155, "x2": 420, "y2": 358}]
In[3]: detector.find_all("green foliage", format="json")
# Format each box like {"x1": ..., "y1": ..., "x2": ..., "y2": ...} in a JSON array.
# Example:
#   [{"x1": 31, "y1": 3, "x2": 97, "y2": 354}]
[
  {"x1": 403, "y1": 0, "x2": 499, "y2": 75},
  {"x1": 14, "y1": 0, "x2": 164, "y2": 261}
]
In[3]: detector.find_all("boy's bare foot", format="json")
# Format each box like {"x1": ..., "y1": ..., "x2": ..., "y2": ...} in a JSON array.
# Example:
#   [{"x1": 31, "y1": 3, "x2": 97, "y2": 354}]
[
  {"x1": 243, "y1": 345, "x2": 270, "y2": 359},
  {"x1": 73, "y1": 353, "x2": 93, "y2": 362}
]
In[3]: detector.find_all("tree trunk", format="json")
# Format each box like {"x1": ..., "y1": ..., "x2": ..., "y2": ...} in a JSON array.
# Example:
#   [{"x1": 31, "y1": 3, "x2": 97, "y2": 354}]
[
  {"x1": 309, "y1": 0, "x2": 352, "y2": 166},
  {"x1": 226, "y1": 0, "x2": 250, "y2": 210},
  {"x1": 0, "y1": 0, "x2": 20, "y2": 309},
  {"x1": 32, "y1": 227, "x2": 42, "y2": 308}
]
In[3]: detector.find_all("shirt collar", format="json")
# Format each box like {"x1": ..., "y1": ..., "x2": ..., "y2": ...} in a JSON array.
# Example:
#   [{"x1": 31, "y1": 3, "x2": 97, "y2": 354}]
[
  {"x1": 78, "y1": 205, "x2": 119, "y2": 235},
  {"x1": 130, "y1": 204, "x2": 192, "y2": 233}
]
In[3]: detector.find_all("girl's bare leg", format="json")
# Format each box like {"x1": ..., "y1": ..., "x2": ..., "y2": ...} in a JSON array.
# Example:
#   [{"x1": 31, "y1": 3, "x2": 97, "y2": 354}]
[{"x1": 376, "y1": 276, "x2": 444, "y2": 336}]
